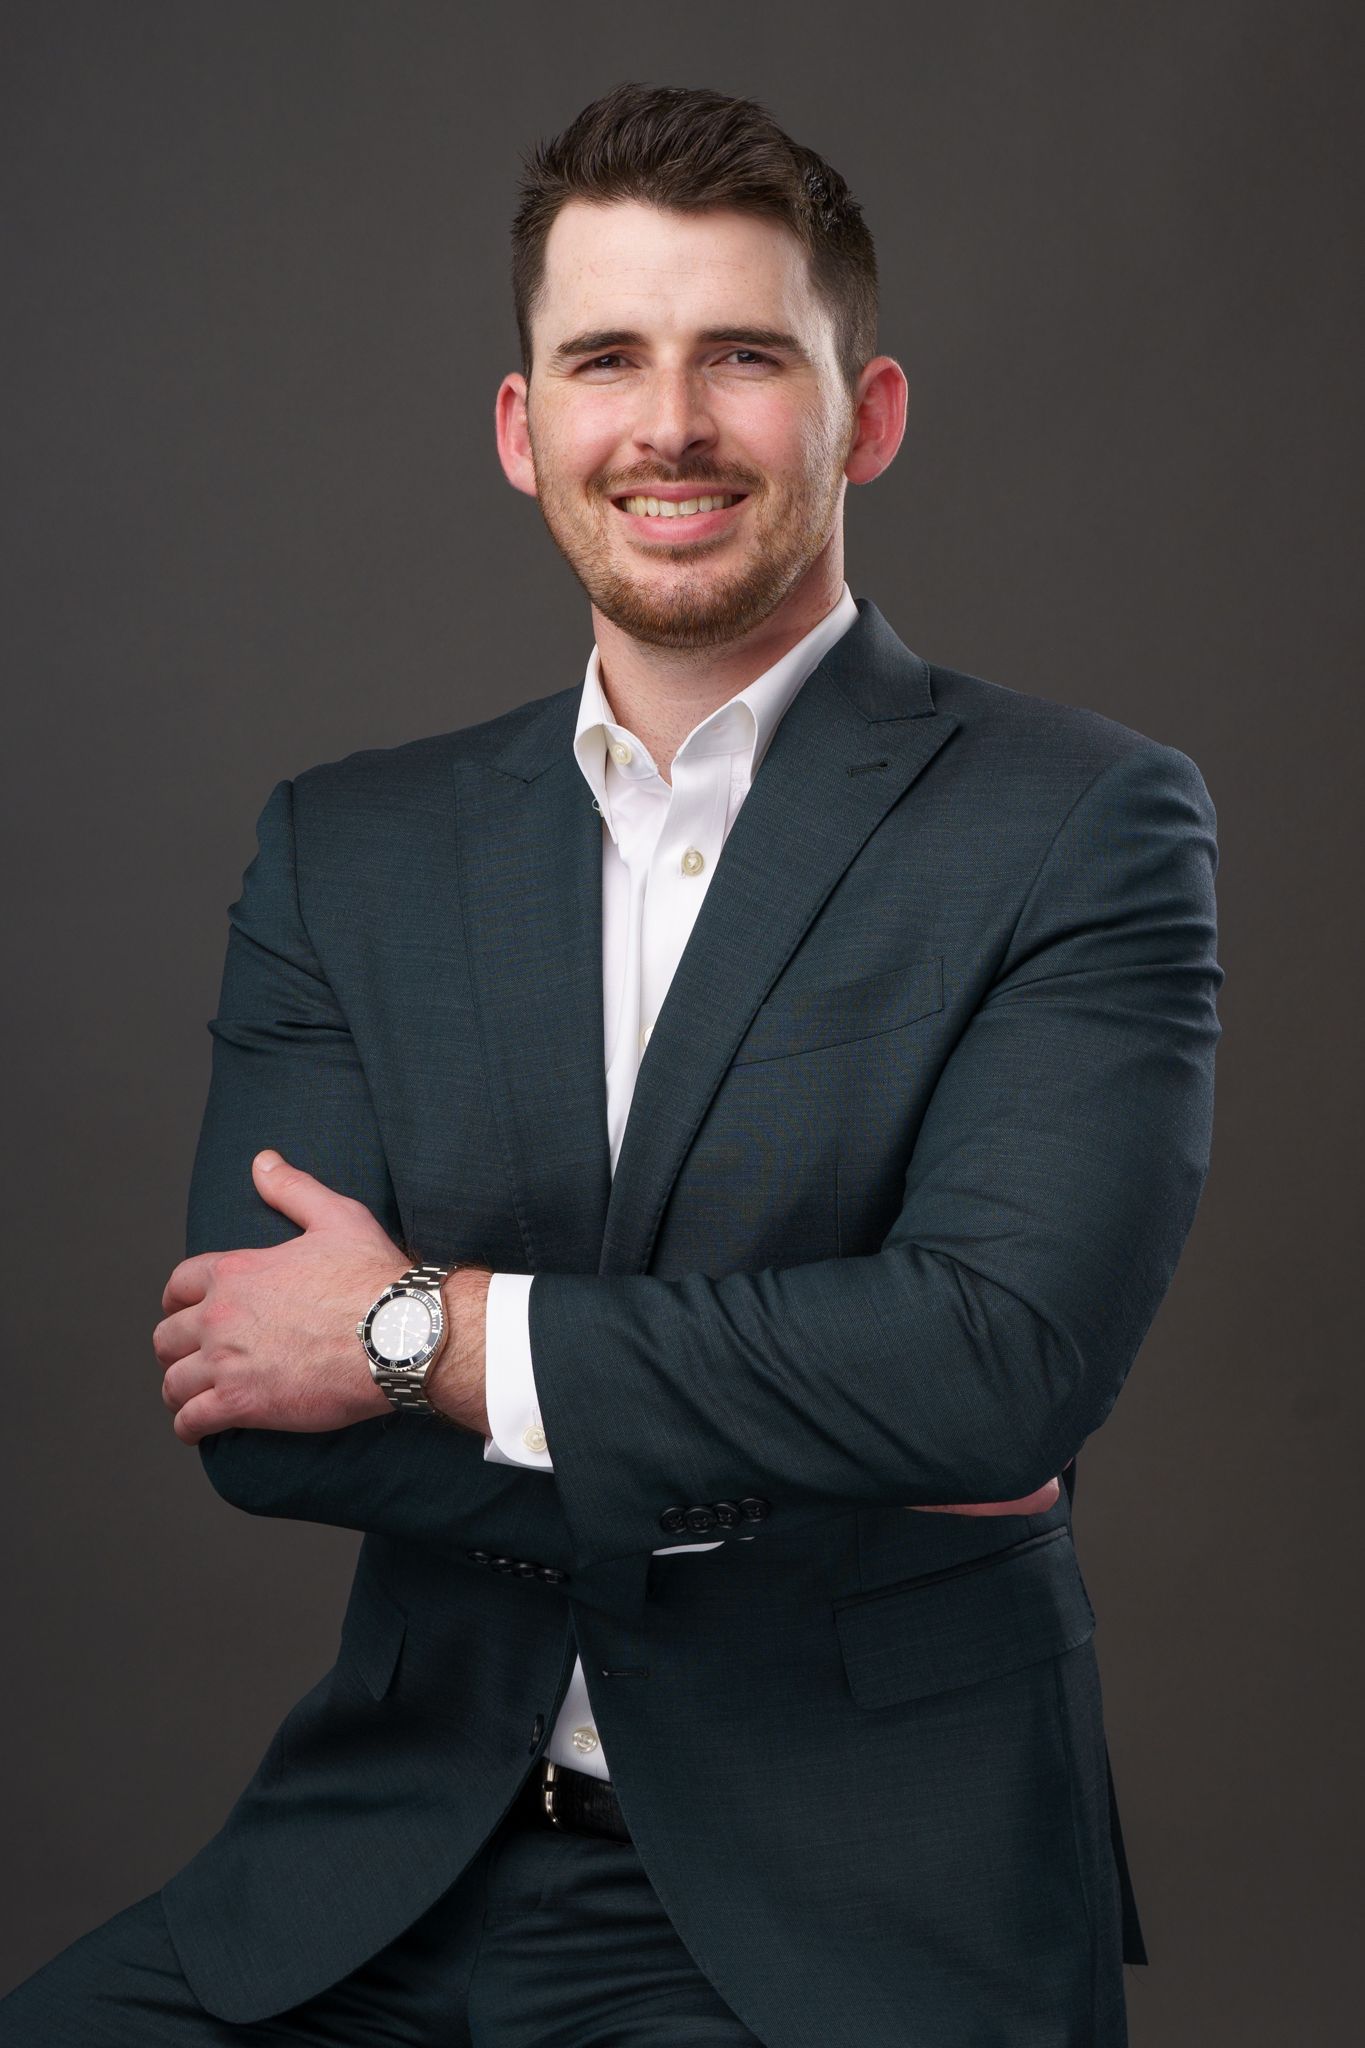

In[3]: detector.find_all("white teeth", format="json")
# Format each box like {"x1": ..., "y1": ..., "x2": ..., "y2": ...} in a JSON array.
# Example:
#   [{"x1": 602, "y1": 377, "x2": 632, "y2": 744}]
[{"x1": 619, "y1": 493, "x2": 740, "y2": 519}]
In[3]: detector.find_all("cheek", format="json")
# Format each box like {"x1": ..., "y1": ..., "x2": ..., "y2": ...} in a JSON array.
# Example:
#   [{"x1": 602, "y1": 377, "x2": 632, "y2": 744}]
[
  {"x1": 530, "y1": 404, "x2": 610, "y2": 488},
  {"x1": 734, "y1": 400, "x2": 837, "y2": 487},
  {"x1": 567, "y1": 394, "x2": 642, "y2": 464}
]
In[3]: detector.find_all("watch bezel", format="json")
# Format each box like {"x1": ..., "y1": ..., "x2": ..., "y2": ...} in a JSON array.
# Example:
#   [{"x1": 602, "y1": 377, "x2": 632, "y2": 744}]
[{"x1": 360, "y1": 1284, "x2": 446, "y2": 1375}]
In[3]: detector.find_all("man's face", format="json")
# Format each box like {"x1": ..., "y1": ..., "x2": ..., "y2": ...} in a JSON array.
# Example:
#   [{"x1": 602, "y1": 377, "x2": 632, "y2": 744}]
[{"x1": 501, "y1": 200, "x2": 859, "y2": 649}]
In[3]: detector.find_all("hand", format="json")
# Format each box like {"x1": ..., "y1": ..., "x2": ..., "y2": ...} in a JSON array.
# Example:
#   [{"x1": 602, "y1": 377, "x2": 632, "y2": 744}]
[
  {"x1": 155, "y1": 1150, "x2": 422, "y2": 1444},
  {"x1": 907, "y1": 1471, "x2": 1064, "y2": 1517}
]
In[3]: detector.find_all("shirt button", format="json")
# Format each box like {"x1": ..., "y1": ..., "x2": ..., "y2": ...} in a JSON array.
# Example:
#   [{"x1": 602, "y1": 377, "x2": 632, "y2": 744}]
[
  {"x1": 522, "y1": 1424, "x2": 548, "y2": 1453},
  {"x1": 681, "y1": 846, "x2": 705, "y2": 876},
  {"x1": 638, "y1": 1020, "x2": 653, "y2": 1051},
  {"x1": 610, "y1": 740, "x2": 633, "y2": 765},
  {"x1": 571, "y1": 1726, "x2": 599, "y2": 1755}
]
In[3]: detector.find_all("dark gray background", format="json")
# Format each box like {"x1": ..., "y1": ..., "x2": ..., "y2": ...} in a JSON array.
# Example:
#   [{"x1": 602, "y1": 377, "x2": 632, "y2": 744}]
[{"x1": 3, "y1": 2, "x2": 1360, "y2": 2038}]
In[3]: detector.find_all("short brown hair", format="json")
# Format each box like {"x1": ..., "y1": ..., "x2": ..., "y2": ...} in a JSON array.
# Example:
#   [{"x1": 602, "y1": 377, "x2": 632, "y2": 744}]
[{"x1": 510, "y1": 82, "x2": 878, "y2": 403}]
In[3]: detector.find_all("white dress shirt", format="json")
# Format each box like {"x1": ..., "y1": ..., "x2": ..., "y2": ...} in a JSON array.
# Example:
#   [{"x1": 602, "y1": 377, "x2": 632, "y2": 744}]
[{"x1": 481, "y1": 580, "x2": 860, "y2": 1781}]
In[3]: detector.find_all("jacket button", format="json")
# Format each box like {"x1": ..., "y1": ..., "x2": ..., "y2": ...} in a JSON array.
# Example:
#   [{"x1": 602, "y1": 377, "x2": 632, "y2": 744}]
[
  {"x1": 528, "y1": 1714, "x2": 545, "y2": 1753},
  {"x1": 514, "y1": 1560, "x2": 539, "y2": 1577},
  {"x1": 489, "y1": 1556, "x2": 514, "y2": 1572},
  {"x1": 713, "y1": 1501, "x2": 741, "y2": 1527},
  {"x1": 685, "y1": 1505, "x2": 718, "y2": 1532},
  {"x1": 467, "y1": 1550, "x2": 490, "y2": 1566},
  {"x1": 538, "y1": 1566, "x2": 568, "y2": 1584},
  {"x1": 659, "y1": 1506, "x2": 689, "y2": 1534},
  {"x1": 739, "y1": 1497, "x2": 771, "y2": 1522}
]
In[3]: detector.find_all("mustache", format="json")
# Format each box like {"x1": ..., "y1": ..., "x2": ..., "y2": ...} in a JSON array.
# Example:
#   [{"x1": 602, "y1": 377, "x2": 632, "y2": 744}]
[{"x1": 599, "y1": 476, "x2": 759, "y2": 496}]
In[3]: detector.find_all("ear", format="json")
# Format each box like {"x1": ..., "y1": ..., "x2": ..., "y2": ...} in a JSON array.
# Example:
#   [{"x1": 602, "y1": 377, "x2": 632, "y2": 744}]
[
  {"x1": 844, "y1": 355, "x2": 908, "y2": 487},
  {"x1": 495, "y1": 372, "x2": 539, "y2": 498}
]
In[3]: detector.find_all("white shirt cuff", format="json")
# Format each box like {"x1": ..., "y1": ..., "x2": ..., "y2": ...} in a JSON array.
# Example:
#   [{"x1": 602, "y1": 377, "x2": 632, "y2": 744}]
[{"x1": 482, "y1": 1272, "x2": 553, "y2": 1470}]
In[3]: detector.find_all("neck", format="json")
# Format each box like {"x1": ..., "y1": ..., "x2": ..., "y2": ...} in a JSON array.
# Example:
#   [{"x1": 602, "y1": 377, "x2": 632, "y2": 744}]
[{"x1": 591, "y1": 560, "x2": 844, "y2": 786}]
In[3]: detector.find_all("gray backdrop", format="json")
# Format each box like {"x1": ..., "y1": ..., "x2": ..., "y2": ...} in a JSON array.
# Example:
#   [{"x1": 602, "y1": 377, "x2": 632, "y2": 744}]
[{"x1": 3, "y1": 3, "x2": 1360, "y2": 2040}]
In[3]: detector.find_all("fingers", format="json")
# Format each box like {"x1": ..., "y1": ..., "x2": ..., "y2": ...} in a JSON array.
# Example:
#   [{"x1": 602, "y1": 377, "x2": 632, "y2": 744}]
[
  {"x1": 152, "y1": 1302, "x2": 203, "y2": 1368},
  {"x1": 1014, "y1": 1476, "x2": 1062, "y2": 1513},
  {"x1": 907, "y1": 1475, "x2": 1063, "y2": 1516},
  {"x1": 171, "y1": 1387, "x2": 236, "y2": 1445},
  {"x1": 161, "y1": 1254, "x2": 219, "y2": 1315},
  {"x1": 160, "y1": 1351, "x2": 214, "y2": 1414},
  {"x1": 252, "y1": 1150, "x2": 352, "y2": 1230}
]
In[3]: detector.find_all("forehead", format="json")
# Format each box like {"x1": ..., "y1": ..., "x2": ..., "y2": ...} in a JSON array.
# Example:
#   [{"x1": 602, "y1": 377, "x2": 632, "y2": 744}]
[{"x1": 536, "y1": 200, "x2": 822, "y2": 337}]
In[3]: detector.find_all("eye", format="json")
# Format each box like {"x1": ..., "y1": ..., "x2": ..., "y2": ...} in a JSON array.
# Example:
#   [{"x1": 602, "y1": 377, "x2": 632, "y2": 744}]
[{"x1": 577, "y1": 348, "x2": 777, "y2": 372}]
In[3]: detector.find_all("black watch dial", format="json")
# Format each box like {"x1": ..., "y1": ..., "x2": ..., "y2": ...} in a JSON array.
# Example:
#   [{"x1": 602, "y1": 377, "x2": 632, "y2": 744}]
[{"x1": 370, "y1": 1292, "x2": 435, "y2": 1364}]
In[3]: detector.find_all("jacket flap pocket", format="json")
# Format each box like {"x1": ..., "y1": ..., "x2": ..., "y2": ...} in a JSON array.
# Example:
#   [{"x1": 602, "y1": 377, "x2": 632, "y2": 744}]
[
  {"x1": 733, "y1": 956, "x2": 943, "y2": 1066},
  {"x1": 835, "y1": 1528, "x2": 1095, "y2": 1709},
  {"x1": 338, "y1": 1569, "x2": 408, "y2": 1701}
]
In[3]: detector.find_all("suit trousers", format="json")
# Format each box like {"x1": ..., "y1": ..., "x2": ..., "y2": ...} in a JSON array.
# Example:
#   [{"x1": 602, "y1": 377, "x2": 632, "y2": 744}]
[{"x1": 0, "y1": 1790, "x2": 764, "y2": 2046}]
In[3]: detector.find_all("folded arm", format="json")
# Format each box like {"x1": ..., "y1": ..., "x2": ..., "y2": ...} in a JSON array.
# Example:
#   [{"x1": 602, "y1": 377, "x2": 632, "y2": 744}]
[
  {"x1": 523, "y1": 740, "x2": 1223, "y2": 1573},
  {"x1": 181, "y1": 776, "x2": 578, "y2": 1573},
  {"x1": 482, "y1": 1268, "x2": 1064, "y2": 1515}
]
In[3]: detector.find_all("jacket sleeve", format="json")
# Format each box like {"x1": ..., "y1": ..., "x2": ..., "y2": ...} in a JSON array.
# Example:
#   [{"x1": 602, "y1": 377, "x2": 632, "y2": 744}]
[
  {"x1": 525, "y1": 739, "x2": 1224, "y2": 1573},
  {"x1": 186, "y1": 776, "x2": 578, "y2": 1575}
]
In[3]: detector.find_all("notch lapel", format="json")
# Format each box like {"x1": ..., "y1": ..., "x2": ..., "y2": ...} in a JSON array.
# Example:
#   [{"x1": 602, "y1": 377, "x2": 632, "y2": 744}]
[
  {"x1": 453, "y1": 600, "x2": 957, "y2": 1284},
  {"x1": 599, "y1": 599, "x2": 957, "y2": 1275},
  {"x1": 453, "y1": 695, "x2": 614, "y2": 1277}
]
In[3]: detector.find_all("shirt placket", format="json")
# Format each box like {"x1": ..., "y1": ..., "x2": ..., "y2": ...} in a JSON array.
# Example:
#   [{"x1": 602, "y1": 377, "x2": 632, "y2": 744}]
[
  {"x1": 603, "y1": 749, "x2": 665, "y2": 1177},
  {"x1": 638, "y1": 741, "x2": 734, "y2": 1046}
]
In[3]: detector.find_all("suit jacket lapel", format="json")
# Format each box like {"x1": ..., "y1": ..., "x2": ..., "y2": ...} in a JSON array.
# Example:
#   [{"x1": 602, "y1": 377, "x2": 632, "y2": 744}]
[
  {"x1": 453, "y1": 598, "x2": 957, "y2": 1282},
  {"x1": 452, "y1": 697, "x2": 615, "y2": 1277},
  {"x1": 602, "y1": 600, "x2": 957, "y2": 1274}
]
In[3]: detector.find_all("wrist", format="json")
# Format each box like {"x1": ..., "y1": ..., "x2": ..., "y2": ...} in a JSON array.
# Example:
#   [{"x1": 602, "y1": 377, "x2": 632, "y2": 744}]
[
  {"x1": 354, "y1": 1257, "x2": 449, "y2": 1419},
  {"x1": 425, "y1": 1265, "x2": 492, "y2": 1431}
]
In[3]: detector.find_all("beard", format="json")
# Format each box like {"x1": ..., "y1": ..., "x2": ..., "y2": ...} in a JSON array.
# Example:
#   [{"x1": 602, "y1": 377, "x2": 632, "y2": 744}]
[{"x1": 526, "y1": 425, "x2": 850, "y2": 652}]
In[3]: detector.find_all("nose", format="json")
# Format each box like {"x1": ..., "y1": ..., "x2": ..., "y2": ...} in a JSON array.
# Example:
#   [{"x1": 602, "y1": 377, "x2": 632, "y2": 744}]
[{"x1": 632, "y1": 366, "x2": 718, "y2": 468}]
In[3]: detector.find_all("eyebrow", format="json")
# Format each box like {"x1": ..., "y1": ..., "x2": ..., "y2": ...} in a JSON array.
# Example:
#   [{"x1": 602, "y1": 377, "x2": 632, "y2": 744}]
[{"x1": 549, "y1": 326, "x2": 813, "y2": 367}]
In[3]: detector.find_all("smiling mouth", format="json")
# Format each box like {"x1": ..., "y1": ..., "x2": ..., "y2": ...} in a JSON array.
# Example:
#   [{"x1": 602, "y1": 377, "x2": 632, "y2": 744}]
[{"x1": 610, "y1": 491, "x2": 748, "y2": 521}]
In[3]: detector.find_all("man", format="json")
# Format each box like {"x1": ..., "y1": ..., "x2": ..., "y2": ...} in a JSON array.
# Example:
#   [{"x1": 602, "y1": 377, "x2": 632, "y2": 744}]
[{"x1": 0, "y1": 81, "x2": 1220, "y2": 2047}]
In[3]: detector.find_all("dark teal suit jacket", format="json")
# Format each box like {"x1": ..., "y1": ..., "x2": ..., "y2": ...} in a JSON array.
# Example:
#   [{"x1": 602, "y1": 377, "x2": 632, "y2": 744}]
[{"x1": 160, "y1": 599, "x2": 1221, "y2": 2044}]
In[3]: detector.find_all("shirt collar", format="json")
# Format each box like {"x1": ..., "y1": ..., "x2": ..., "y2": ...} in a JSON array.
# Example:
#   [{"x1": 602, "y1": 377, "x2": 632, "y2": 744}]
[{"x1": 572, "y1": 581, "x2": 859, "y2": 838}]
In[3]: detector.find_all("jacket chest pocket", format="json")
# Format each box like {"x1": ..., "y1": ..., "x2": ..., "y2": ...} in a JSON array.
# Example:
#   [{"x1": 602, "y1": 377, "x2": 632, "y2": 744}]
[
  {"x1": 732, "y1": 956, "x2": 943, "y2": 1066},
  {"x1": 833, "y1": 1527, "x2": 1096, "y2": 1709}
]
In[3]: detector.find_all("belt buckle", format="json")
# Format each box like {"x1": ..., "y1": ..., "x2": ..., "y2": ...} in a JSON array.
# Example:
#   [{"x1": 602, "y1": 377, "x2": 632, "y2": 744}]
[{"x1": 540, "y1": 1758, "x2": 567, "y2": 1830}]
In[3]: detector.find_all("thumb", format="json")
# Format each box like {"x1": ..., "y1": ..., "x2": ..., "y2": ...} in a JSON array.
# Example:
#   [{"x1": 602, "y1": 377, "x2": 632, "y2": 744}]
[{"x1": 252, "y1": 1150, "x2": 346, "y2": 1231}]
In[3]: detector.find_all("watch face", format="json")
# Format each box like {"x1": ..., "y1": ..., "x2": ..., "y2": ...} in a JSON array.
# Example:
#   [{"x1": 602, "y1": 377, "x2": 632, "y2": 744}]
[{"x1": 370, "y1": 1293, "x2": 435, "y2": 1364}]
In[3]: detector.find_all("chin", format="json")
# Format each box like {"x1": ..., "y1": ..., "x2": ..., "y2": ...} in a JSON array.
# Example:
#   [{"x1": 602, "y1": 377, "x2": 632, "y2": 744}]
[{"x1": 595, "y1": 575, "x2": 788, "y2": 650}]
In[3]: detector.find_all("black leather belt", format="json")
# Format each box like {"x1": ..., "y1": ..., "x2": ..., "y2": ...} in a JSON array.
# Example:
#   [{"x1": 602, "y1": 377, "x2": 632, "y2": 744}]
[{"x1": 514, "y1": 1759, "x2": 632, "y2": 1841}]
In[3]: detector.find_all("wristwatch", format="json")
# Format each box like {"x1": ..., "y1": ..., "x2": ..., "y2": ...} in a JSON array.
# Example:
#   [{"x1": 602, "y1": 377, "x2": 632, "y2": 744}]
[{"x1": 356, "y1": 1263, "x2": 457, "y2": 1415}]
